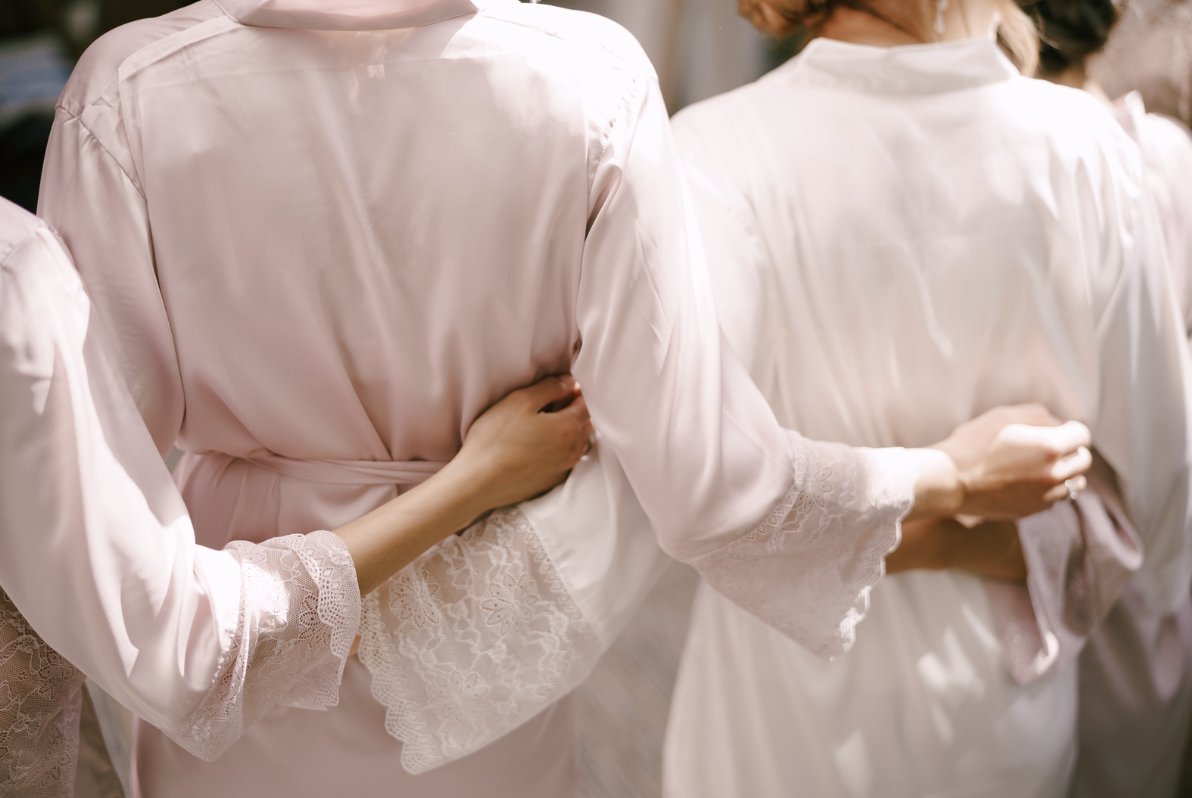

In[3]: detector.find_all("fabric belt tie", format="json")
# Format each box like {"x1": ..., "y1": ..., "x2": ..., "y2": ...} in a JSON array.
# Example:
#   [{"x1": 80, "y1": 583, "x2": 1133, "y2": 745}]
[{"x1": 243, "y1": 453, "x2": 450, "y2": 486}]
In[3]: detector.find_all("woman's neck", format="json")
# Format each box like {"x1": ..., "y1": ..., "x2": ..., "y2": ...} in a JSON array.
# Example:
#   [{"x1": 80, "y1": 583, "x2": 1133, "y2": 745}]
[
  {"x1": 1047, "y1": 65, "x2": 1113, "y2": 106},
  {"x1": 819, "y1": 0, "x2": 998, "y2": 48}
]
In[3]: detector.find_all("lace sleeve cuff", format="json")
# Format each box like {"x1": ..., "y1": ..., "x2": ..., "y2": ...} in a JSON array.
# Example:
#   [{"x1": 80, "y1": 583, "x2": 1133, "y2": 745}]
[
  {"x1": 357, "y1": 507, "x2": 604, "y2": 775},
  {"x1": 687, "y1": 433, "x2": 917, "y2": 658},
  {"x1": 164, "y1": 530, "x2": 361, "y2": 761}
]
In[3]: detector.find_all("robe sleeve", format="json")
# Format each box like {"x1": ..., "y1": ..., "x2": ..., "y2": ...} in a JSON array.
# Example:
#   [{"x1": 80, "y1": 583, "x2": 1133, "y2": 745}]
[
  {"x1": 1138, "y1": 112, "x2": 1192, "y2": 336},
  {"x1": 568, "y1": 72, "x2": 916, "y2": 649},
  {"x1": 987, "y1": 455, "x2": 1143, "y2": 684},
  {"x1": 667, "y1": 121, "x2": 768, "y2": 372},
  {"x1": 0, "y1": 216, "x2": 361, "y2": 763},
  {"x1": 353, "y1": 71, "x2": 915, "y2": 775},
  {"x1": 38, "y1": 53, "x2": 915, "y2": 775},
  {"x1": 1089, "y1": 141, "x2": 1192, "y2": 617},
  {"x1": 37, "y1": 109, "x2": 184, "y2": 458},
  {"x1": 356, "y1": 438, "x2": 671, "y2": 775}
]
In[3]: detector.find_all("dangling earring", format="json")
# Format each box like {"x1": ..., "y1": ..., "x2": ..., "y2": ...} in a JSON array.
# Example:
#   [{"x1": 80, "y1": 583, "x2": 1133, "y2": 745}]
[{"x1": 934, "y1": 0, "x2": 949, "y2": 35}]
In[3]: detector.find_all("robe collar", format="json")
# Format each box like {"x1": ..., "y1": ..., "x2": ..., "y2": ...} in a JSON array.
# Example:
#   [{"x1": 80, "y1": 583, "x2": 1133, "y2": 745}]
[
  {"x1": 789, "y1": 37, "x2": 1020, "y2": 94},
  {"x1": 214, "y1": 0, "x2": 499, "y2": 30},
  {"x1": 1110, "y1": 90, "x2": 1146, "y2": 142}
]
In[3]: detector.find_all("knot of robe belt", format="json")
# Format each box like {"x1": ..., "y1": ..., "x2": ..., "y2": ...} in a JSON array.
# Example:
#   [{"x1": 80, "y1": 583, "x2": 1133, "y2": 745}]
[{"x1": 244, "y1": 453, "x2": 450, "y2": 486}]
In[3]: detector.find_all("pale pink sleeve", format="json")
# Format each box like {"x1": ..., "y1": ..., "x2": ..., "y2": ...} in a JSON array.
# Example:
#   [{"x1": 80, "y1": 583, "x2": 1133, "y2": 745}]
[
  {"x1": 0, "y1": 213, "x2": 361, "y2": 763},
  {"x1": 351, "y1": 69, "x2": 916, "y2": 776},
  {"x1": 987, "y1": 457, "x2": 1143, "y2": 684},
  {"x1": 165, "y1": 532, "x2": 360, "y2": 760},
  {"x1": 570, "y1": 67, "x2": 916, "y2": 658},
  {"x1": 38, "y1": 108, "x2": 185, "y2": 457}
]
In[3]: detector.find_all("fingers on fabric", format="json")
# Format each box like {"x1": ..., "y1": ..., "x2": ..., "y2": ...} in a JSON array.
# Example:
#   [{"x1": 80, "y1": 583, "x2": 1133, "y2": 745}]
[
  {"x1": 519, "y1": 374, "x2": 578, "y2": 412},
  {"x1": 1041, "y1": 475, "x2": 1088, "y2": 503},
  {"x1": 995, "y1": 422, "x2": 1092, "y2": 484},
  {"x1": 553, "y1": 392, "x2": 593, "y2": 466},
  {"x1": 997, "y1": 420, "x2": 1091, "y2": 460},
  {"x1": 1034, "y1": 420, "x2": 1092, "y2": 459},
  {"x1": 1048, "y1": 446, "x2": 1092, "y2": 483}
]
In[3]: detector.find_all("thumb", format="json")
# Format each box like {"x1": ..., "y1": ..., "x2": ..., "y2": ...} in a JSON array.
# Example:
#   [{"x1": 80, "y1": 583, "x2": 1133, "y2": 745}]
[
  {"x1": 515, "y1": 374, "x2": 578, "y2": 412},
  {"x1": 554, "y1": 391, "x2": 590, "y2": 424}
]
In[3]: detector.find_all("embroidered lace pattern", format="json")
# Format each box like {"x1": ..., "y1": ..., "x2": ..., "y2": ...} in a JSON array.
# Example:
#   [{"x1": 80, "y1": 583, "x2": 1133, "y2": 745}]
[
  {"x1": 0, "y1": 587, "x2": 86, "y2": 798},
  {"x1": 165, "y1": 530, "x2": 361, "y2": 761},
  {"x1": 358, "y1": 507, "x2": 603, "y2": 775},
  {"x1": 688, "y1": 432, "x2": 917, "y2": 659}
]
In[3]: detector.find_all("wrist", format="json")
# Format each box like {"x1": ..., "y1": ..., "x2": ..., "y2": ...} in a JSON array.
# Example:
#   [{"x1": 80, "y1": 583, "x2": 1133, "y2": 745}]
[
  {"x1": 906, "y1": 448, "x2": 965, "y2": 521},
  {"x1": 432, "y1": 455, "x2": 503, "y2": 525}
]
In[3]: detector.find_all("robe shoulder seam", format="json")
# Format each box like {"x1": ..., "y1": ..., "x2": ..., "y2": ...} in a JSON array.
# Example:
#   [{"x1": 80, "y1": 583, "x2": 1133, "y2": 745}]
[{"x1": 53, "y1": 109, "x2": 147, "y2": 201}]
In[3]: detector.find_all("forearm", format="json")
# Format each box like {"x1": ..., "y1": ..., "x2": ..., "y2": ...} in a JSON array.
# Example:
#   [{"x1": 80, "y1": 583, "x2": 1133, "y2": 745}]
[
  {"x1": 887, "y1": 516, "x2": 1027, "y2": 581},
  {"x1": 332, "y1": 458, "x2": 495, "y2": 596},
  {"x1": 355, "y1": 445, "x2": 667, "y2": 774}
]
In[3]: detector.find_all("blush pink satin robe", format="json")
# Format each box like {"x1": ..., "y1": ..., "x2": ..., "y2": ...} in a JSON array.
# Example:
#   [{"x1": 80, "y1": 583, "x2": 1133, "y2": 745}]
[{"x1": 38, "y1": 1, "x2": 920, "y2": 796}]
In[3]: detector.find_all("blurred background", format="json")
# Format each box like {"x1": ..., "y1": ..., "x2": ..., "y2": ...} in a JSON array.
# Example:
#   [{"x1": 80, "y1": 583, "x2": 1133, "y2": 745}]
[
  {"x1": 3, "y1": 0, "x2": 1188, "y2": 212},
  {"x1": 3, "y1": 1, "x2": 1190, "y2": 796}
]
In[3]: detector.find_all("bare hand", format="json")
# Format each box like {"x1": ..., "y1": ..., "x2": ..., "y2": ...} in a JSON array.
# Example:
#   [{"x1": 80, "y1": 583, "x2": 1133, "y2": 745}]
[
  {"x1": 455, "y1": 375, "x2": 594, "y2": 511},
  {"x1": 887, "y1": 517, "x2": 1027, "y2": 582},
  {"x1": 932, "y1": 404, "x2": 1091, "y2": 519}
]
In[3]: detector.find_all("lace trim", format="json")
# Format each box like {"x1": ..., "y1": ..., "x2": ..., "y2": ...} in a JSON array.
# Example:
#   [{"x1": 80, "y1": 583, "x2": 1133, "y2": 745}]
[
  {"x1": 0, "y1": 587, "x2": 86, "y2": 798},
  {"x1": 358, "y1": 507, "x2": 603, "y2": 775},
  {"x1": 689, "y1": 434, "x2": 916, "y2": 658},
  {"x1": 165, "y1": 530, "x2": 361, "y2": 761}
]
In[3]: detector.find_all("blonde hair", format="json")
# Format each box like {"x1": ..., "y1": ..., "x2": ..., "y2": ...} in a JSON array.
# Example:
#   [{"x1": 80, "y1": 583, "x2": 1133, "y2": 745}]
[
  {"x1": 997, "y1": 0, "x2": 1041, "y2": 75},
  {"x1": 738, "y1": 0, "x2": 1039, "y2": 74}
]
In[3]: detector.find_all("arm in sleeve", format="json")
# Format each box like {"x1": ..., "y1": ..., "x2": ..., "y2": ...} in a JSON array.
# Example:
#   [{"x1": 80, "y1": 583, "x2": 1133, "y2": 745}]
[
  {"x1": 1139, "y1": 114, "x2": 1192, "y2": 336},
  {"x1": 36, "y1": 92, "x2": 655, "y2": 777},
  {"x1": 37, "y1": 109, "x2": 184, "y2": 457},
  {"x1": 571, "y1": 72, "x2": 917, "y2": 654},
  {"x1": 0, "y1": 219, "x2": 361, "y2": 762},
  {"x1": 356, "y1": 437, "x2": 670, "y2": 775},
  {"x1": 670, "y1": 116, "x2": 768, "y2": 371},
  {"x1": 1090, "y1": 150, "x2": 1192, "y2": 617},
  {"x1": 349, "y1": 72, "x2": 915, "y2": 775}
]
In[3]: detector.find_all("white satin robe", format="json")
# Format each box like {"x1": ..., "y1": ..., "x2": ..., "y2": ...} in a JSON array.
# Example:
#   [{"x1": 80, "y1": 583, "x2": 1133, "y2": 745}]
[
  {"x1": 0, "y1": 198, "x2": 361, "y2": 797},
  {"x1": 664, "y1": 38, "x2": 1192, "y2": 798},
  {"x1": 1067, "y1": 91, "x2": 1192, "y2": 798},
  {"x1": 38, "y1": 2, "x2": 919, "y2": 796}
]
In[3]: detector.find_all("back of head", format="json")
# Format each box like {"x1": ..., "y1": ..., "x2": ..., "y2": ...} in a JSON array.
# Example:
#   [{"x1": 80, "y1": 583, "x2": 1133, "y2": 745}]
[
  {"x1": 738, "y1": 0, "x2": 1040, "y2": 74},
  {"x1": 1028, "y1": 0, "x2": 1119, "y2": 77}
]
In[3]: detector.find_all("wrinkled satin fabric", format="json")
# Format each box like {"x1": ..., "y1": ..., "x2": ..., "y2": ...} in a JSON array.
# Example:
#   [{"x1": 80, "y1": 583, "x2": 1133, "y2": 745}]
[
  {"x1": 1067, "y1": 91, "x2": 1192, "y2": 798},
  {"x1": 0, "y1": 199, "x2": 361, "y2": 796},
  {"x1": 665, "y1": 38, "x2": 1192, "y2": 798},
  {"x1": 39, "y1": 1, "x2": 918, "y2": 795}
]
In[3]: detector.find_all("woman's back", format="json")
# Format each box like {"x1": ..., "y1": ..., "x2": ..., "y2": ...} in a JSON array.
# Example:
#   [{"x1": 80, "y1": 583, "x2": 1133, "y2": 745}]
[
  {"x1": 676, "y1": 37, "x2": 1137, "y2": 450},
  {"x1": 40, "y1": 4, "x2": 668, "y2": 795},
  {"x1": 667, "y1": 37, "x2": 1188, "y2": 798},
  {"x1": 45, "y1": 0, "x2": 628, "y2": 476}
]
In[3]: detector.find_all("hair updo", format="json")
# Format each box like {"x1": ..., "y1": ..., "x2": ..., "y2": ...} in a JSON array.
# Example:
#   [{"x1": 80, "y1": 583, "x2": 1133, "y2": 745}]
[
  {"x1": 738, "y1": 0, "x2": 1041, "y2": 75},
  {"x1": 1027, "y1": 0, "x2": 1118, "y2": 76},
  {"x1": 737, "y1": 0, "x2": 836, "y2": 36}
]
